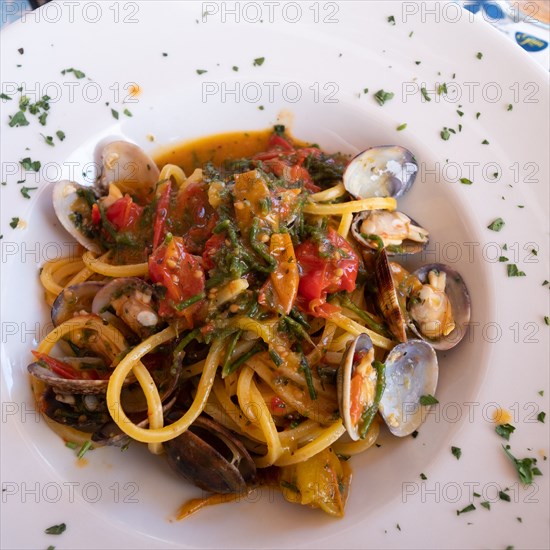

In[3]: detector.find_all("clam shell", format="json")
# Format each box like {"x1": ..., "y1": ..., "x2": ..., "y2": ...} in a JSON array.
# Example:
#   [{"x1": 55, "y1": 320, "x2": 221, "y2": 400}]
[
  {"x1": 351, "y1": 210, "x2": 429, "y2": 256},
  {"x1": 52, "y1": 180, "x2": 101, "y2": 254},
  {"x1": 343, "y1": 146, "x2": 418, "y2": 199},
  {"x1": 408, "y1": 264, "x2": 471, "y2": 351},
  {"x1": 374, "y1": 249, "x2": 407, "y2": 342},
  {"x1": 379, "y1": 340, "x2": 438, "y2": 437},
  {"x1": 52, "y1": 282, "x2": 106, "y2": 326},
  {"x1": 337, "y1": 333, "x2": 375, "y2": 441}
]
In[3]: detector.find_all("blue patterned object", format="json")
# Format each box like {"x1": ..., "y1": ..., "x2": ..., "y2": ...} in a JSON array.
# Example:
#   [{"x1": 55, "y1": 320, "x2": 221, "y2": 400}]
[
  {"x1": 515, "y1": 31, "x2": 549, "y2": 52},
  {"x1": 1, "y1": 1, "x2": 32, "y2": 28},
  {"x1": 463, "y1": 0, "x2": 506, "y2": 19}
]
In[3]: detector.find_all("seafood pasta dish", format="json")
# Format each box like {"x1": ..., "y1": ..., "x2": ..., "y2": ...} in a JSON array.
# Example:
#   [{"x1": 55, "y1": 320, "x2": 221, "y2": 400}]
[{"x1": 29, "y1": 127, "x2": 470, "y2": 518}]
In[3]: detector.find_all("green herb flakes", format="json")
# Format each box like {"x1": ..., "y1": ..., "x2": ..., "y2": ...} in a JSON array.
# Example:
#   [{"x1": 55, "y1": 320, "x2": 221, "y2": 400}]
[
  {"x1": 457, "y1": 504, "x2": 475, "y2": 515},
  {"x1": 232, "y1": 66, "x2": 239, "y2": 71},
  {"x1": 482, "y1": 139, "x2": 489, "y2": 145},
  {"x1": 0, "y1": 93, "x2": 12, "y2": 100},
  {"x1": 499, "y1": 490, "x2": 511, "y2": 502},
  {"x1": 45, "y1": 523, "x2": 66, "y2": 535},
  {"x1": 440, "y1": 127, "x2": 451, "y2": 141},
  {"x1": 253, "y1": 57, "x2": 265, "y2": 66},
  {"x1": 396, "y1": 123, "x2": 407, "y2": 131},
  {"x1": 8, "y1": 111, "x2": 29, "y2": 127},
  {"x1": 41, "y1": 134, "x2": 54, "y2": 146},
  {"x1": 480, "y1": 501, "x2": 491, "y2": 510},
  {"x1": 538, "y1": 411, "x2": 546, "y2": 422},
  {"x1": 502, "y1": 445, "x2": 542, "y2": 484},
  {"x1": 459, "y1": 177, "x2": 472, "y2": 185},
  {"x1": 487, "y1": 218, "x2": 504, "y2": 231},
  {"x1": 507, "y1": 264, "x2": 526, "y2": 277},
  {"x1": 65, "y1": 441, "x2": 77, "y2": 450},
  {"x1": 9, "y1": 217, "x2": 19, "y2": 229},
  {"x1": 374, "y1": 89, "x2": 394, "y2": 106},
  {"x1": 20, "y1": 157, "x2": 41, "y2": 171},
  {"x1": 56, "y1": 130, "x2": 66, "y2": 141},
  {"x1": 61, "y1": 67, "x2": 85, "y2": 78},
  {"x1": 419, "y1": 394, "x2": 438, "y2": 405},
  {"x1": 476, "y1": 52, "x2": 483, "y2": 59},
  {"x1": 495, "y1": 423, "x2": 515, "y2": 441},
  {"x1": 20, "y1": 186, "x2": 37, "y2": 199},
  {"x1": 476, "y1": 112, "x2": 481, "y2": 119},
  {"x1": 196, "y1": 69, "x2": 208, "y2": 75},
  {"x1": 77, "y1": 440, "x2": 92, "y2": 459},
  {"x1": 420, "y1": 473, "x2": 427, "y2": 480},
  {"x1": 451, "y1": 446, "x2": 462, "y2": 460},
  {"x1": 387, "y1": 15, "x2": 396, "y2": 25},
  {"x1": 123, "y1": 108, "x2": 132, "y2": 117},
  {"x1": 507, "y1": 104, "x2": 513, "y2": 111},
  {"x1": 420, "y1": 87, "x2": 431, "y2": 101}
]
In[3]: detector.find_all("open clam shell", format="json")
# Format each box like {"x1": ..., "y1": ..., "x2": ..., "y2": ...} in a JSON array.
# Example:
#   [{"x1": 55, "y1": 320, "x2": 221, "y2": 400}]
[
  {"x1": 343, "y1": 146, "x2": 418, "y2": 199},
  {"x1": 407, "y1": 264, "x2": 471, "y2": 351},
  {"x1": 164, "y1": 416, "x2": 257, "y2": 494},
  {"x1": 351, "y1": 210, "x2": 429, "y2": 256},
  {"x1": 374, "y1": 249, "x2": 408, "y2": 342},
  {"x1": 96, "y1": 140, "x2": 160, "y2": 198},
  {"x1": 52, "y1": 282, "x2": 106, "y2": 326},
  {"x1": 337, "y1": 333, "x2": 377, "y2": 441},
  {"x1": 379, "y1": 340, "x2": 438, "y2": 437},
  {"x1": 52, "y1": 180, "x2": 102, "y2": 254}
]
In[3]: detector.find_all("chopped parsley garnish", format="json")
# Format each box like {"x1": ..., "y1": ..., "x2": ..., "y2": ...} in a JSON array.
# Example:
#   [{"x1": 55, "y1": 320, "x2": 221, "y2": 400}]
[
  {"x1": 61, "y1": 67, "x2": 85, "y2": 78},
  {"x1": 502, "y1": 445, "x2": 542, "y2": 484},
  {"x1": 45, "y1": 523, "x2": 66, "y2": 535},
  {"x1": 539, "y1": 390, "x2": 545, "y2": 396},
  {"x1": 0, "y1": 93, "x2": 12, "y2": 100},
  {"x1": 419, "y1": 394, "x2": 438, "y2": 405},
  {"x1": 482, "y1": 139, "x2": 489, "y2": 144},
  {"x1": 495, "y1": 423, "x2": 515, "y2": 441},
  {"x1": 451, "y1": 446, "x2": 462, "y2": 460},
  {"x1": 232, "y1": 66, "x2": 239, "y2": 71},
  {"x1": 457, "y1": 109, "x2": 464, "y2": 116},
  {"x1": 387, "y1": 15, "x2": 396, "y2": 25},
  {"x1": 374, "y1": 89, "x2": 394, "y2": 106},
  {"x1": 476, "y1": 52, "x2": 483, "y2": 59},
  {"x1": 480, "y1": 501, "x2": 491, "y2": 510},
  {"x1": 420, "y1": 87, "x2": 431, "y2": 101},
  {"x1": 487, "y1": 218, "x2": 504, "y2": 231},
  {"x1": 258, "y1": 105, "x2": 264, "y2": 110},
  {"x1": 440, "y1": 127, "x2": 451, "y2": 141},
  {"x1": 538, "y1": 411, "x2": 546, "y2": 422},
  {"x1": 411, "y1": 430, "x2": 419, "y2": 438},
  {"x1": 363, "y1": 87, "x2": 369, "y2": 94},
  {"x1": 9, "y1": 217, "x2": 19, "y2": 229},
  {"x1": 20, "y1": 186, "x2": 37, "y2": 199},
  {"x1": 498, "y1": 256, "x2": 508, "y2": 262},
  {"x1": 396, "y1": 123, "x2": 407, "y2": 131},
  {"x1": 41, "y1": 134, "x2": 54, "y2": 146},
  {"x1": 543, "y1": 281, "x2": 549, "y2": 287},
  {"x1": 111, "y1": 109, "x2": 119, "y2": 119},
  {"x1": 459, "y1": 178, "x2": 472, "y2": 185},
  {"x1": 420, "y1": 473, "x2": 427, "y2": 480},
  {"x1": 499, "y1": 490, "x2": 511, "y2": 502},
  {"x1": 507, "y1": 264, "x2": 526, "y2": 277},
  {"x1": 65, "y1": 441, "x2": 77, "y2": 449},
  {"x1": 437, "y1": 83, "x2": 447, "y2": 95},
  {"x1": 456, "y1": 504, "x2": 475, "y2": 515},
  {"x1": 56, "y1": 130, "x2": 65, "y2": 141},
  {"x1": 18, "y1": 47, "x2": 24, "y2": 54},
  {"x1": 20, "y1": 157, "x2": 41, "y2": 171},
  {"x1": 196, "y1": 69, "x2": 207, "y2": 75},
  {"x1": 123, "y1": 108, "x2": 132, "y2": 117},
  {"x1": 8, "y1": 110, "x2": 29, "y2": 127},
  {"x1": 507, "y1": 104, "x2": 513, "y2": 111},
  {"x1": 162, "y1": 52, "x2": 168, "y2": 56},
  {"x1": 253, "y1": 57, "x2": 265, "y2": 66},
  {"x1": 476, "y1": 112, "x2": 481, "y2": 119},
  {"x1": 396, "y1": 524, "x2": 401, "y2": 531}
]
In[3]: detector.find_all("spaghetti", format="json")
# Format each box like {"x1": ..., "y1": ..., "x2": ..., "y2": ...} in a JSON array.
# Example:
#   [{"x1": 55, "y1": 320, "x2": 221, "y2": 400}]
[{"x1": 29, "y1": 126, "x2": 434, "y2": 519}]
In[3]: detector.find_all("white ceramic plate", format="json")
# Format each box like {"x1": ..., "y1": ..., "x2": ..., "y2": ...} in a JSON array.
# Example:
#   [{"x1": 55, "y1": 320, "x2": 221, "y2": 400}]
[{"x1": 1, "y1": 1, "x2": 548, "y2": 549}]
